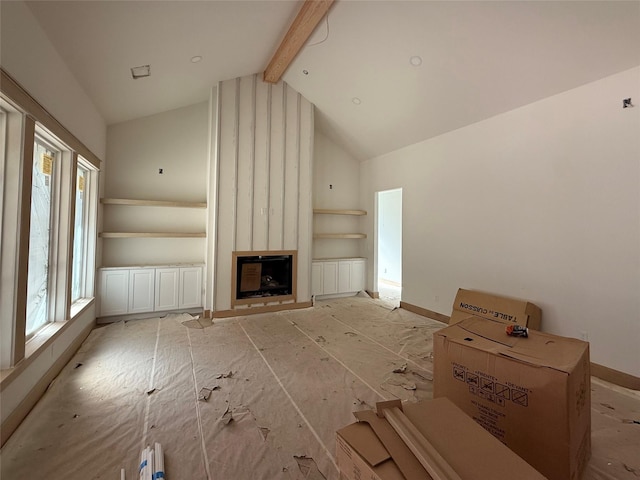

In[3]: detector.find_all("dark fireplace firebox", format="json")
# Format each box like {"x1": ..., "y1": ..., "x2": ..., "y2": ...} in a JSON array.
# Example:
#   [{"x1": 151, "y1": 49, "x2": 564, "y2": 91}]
[{"x1": 231, "y1": 250, "x2": 297, "y2": 306}]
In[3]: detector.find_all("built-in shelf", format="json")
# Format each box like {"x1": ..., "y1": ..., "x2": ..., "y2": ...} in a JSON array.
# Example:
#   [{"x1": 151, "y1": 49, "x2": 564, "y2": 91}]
[
  {"x1": 99, "y1": 232, "x2": 206, "y2": 238},
  {"x1": 313, "y1": 209, "x2": 367, "y2": 216},
  {"x1": 313, "y1": 256, "x2": 366, "y2": 261},
  {"x1": 100, "y1": 197, "x2": 207, "y2": 240},
  {"x1": 313, "y1": 207, "x2": 367, "y2": 241},
  {"x1": 101, "y1": 198, "x2": 207, "y2": 208},
  {"x1": 313, "y1": 233, "x2": 367, "y2": 239}
]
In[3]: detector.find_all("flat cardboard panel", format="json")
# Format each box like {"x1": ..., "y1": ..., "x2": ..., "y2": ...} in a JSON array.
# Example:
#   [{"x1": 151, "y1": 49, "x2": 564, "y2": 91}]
[
  {"x1": 451, "y1": 288, "x2": 542, "y2": 329},
  {"x1": 337, "y1": 398, "x2": 547, "y2": 480},
  {"x1": 336, "y1": 425, "x2": 405, "y2": 480},
  {"x1": 337, "y1": 422, "x2": 391, "y2": 467},
  {"x1": 239, "y1": 263, "x2": 261, "y2": 292},
  {"x1": 434, "y1": 318, "x2": 590, "y2": 480}
]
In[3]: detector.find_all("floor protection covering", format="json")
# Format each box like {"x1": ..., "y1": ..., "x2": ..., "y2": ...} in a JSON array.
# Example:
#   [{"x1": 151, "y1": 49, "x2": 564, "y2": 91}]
[{"x1": 1, "y1": 296, "x2": 639, "y2": 480}]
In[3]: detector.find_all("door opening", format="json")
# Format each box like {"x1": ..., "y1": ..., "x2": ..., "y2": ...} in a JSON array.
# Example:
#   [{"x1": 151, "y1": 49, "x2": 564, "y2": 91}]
[{"x1": 376, "y1": 188, "x2": 402, "y2": 306}]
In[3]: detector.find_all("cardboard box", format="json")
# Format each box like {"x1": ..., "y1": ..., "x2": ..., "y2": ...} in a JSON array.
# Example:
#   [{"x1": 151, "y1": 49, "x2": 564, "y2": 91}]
[
  {"x1": 450, "y1": 288, "x2": 542, "y2": 329},
  {"x1": 434, "y1": 317, "x2": 590, "y2": 480},
  {"x1": 336, "y1": 397, "x2": 547, "y2": 480}
]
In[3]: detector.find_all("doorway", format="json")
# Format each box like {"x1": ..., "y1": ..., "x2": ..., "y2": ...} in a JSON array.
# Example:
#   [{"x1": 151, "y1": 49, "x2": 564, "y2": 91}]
[{"x1": 376, "y1": 188, "x2": 402, "y2": 305}]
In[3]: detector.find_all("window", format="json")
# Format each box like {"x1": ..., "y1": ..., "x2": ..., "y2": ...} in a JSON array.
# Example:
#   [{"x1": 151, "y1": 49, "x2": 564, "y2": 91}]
[
  {"x1": 0, "y1": 108, "x2": 6, "y2": 256},
  {"x1": 71, "y1": 159, "x2": 97, "y2": 303},
  {"x1": 72, "y1": 165, "x2": 87, "y2": 301},
  {"x1": 1, "y1": 76, "x2": 101, "y2": 370},
  {"x1": 26, "y1": 139, "x2": 58, "y2": 337}
]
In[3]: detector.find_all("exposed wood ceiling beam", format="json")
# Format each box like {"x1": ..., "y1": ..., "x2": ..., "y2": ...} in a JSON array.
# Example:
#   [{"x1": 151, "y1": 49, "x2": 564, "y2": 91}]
[{"x1": 263, "y1": 0, "x2": 335, "y2": 84}]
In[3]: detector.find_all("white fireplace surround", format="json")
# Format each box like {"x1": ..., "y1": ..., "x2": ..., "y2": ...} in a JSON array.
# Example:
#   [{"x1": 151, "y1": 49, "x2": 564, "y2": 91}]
[{"x1": 207, "y1": 75, "x2": 314, "y2": 315}]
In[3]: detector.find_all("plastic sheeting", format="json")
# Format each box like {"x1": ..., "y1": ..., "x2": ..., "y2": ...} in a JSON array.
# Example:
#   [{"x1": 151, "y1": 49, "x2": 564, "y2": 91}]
[{"x1": 1, "y1": 296, "x2": 639, "y2": 479}]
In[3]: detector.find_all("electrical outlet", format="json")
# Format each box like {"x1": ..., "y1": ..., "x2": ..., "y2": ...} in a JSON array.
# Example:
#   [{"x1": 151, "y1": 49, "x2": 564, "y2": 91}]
[{"x1": 435, "y1": 295, "x2": 439, "y2": 303}]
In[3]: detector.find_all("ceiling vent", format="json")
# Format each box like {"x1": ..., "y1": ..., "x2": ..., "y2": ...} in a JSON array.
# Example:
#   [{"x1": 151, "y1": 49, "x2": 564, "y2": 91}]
[{"x1": 131, "y1": 65, "x2": 151, "y2": 80}]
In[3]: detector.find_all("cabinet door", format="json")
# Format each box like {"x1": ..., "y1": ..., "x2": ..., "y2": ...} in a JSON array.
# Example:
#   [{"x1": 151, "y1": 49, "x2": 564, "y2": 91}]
[
  {"x1": 99, "y1": 269, "x2": 129, "y2": 316},
  {"x1": 322, "y1": 262, "x2": 338, "y2": 295},
  {"x1": 338, "y1": 261, "x2": 352, "y2": 293},
  {"x1": 155, "y1": 268, "x2": 179, "y2": 311},
  {"x1": 350, "y1": 260, "x2": 365, "y2": 292},
  {"x1": 311, "y1": 262, "x2": 323, "y2": 296},
  {"x1": 129, "y1": 268, "x2": 155, "y2": 314},
  {"x1": 179, "y1": 267, "x2": 202, "y2": 309}
]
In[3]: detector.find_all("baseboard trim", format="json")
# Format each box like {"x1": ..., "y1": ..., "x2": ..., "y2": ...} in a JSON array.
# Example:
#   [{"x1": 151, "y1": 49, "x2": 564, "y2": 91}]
[
  {"x1": 400, "y1": 301, "x2": 639, "y2": 391},
  {"x1": 213, "y1": 301, "x2": 313, "y2": 318},
  {"x1": 400, "y1": 301, "x2": 450, "y2": 324},
  {"x1": 591, "y1": 362, "x2": 640, "y2": 391},
  {"x1": 365, "y1": 290, "x2": 379, "y2": 299},
  {"x1": 1, "y1": 320, "x2": 95, "y2": 447}
]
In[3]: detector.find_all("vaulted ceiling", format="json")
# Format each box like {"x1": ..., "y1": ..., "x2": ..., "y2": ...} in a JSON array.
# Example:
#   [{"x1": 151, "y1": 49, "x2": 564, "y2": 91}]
[{"x1": 25, "y1": 0, "x2": 640, "y2": 160}]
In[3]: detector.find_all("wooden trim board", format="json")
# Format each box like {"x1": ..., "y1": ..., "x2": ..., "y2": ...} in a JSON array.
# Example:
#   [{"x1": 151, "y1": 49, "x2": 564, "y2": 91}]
[
  {"x1": 231, "y1": 250, "x2": 297, "y2": 308},
  {"x1": 99, "y1": 232, "x2": 206, "y2": 238},
  {"x1": 591, "y1": 362, "x2": 640, "y2": 391},
  {"x1": 400, "y1": 301, "x2": 450, "y2": 324},
  {"x1": 213, "y1": 301, "x2": 312, "y2": 318},
  {"x1": 101, "y1": 198, "x2": 207, "y2": 208},
  {"x1": 313, "y1": 209, "x2": 367, "y2": 216},
  {"x1": 12, "y1": 116, "x2": 36, "y2": 365},
  {"x1": 313, "y1": 233, "x2": 366, "y2": 239},
  {"x1": 263, "y1": 0, "x2": 335, "y2": 83},
  {"x1": 383, "y1": 406, "x2": 462, "y2": 480}
]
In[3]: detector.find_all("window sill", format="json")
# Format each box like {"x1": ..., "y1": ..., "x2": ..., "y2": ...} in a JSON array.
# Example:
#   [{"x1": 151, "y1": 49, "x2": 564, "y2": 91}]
[{"x1": 0, "y1": 298, "x2": 95, "y2": 388}]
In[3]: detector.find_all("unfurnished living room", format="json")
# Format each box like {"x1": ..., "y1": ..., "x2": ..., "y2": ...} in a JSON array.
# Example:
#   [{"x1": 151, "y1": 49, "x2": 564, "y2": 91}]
[{"x1": 1, "y1": 1, "x2": 639, "y2": 479}]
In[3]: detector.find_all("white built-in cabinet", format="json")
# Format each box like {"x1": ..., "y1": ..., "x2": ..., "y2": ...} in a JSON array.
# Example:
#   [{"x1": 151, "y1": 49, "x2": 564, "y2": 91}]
[
  {"x1": 312, "y1": 258, "x2": 365, "y2": 297},
  {"x1": 154, "y1": 268, "x2": 180, "y2": 311},
  {"x1": 312, "y1": 208, "x2": 367, "y2": 297},
  {"x1": 129, "y1": 269, "x2": 156, "y2": 314},
  {"x1": 99, "y1": 265, "x2": 203, "y2": 317},
  {"x1": 179, "y1": 267, "x2": 204, "y2": 309},
  {"x1": 99, "y1": 269, "x2": 130, "y2": 316}
]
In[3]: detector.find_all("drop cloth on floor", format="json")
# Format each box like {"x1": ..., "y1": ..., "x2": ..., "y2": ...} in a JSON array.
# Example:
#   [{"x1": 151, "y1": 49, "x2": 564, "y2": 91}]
[{"x1": 1, "y1": 296, "x2": 639, "y2": 480}]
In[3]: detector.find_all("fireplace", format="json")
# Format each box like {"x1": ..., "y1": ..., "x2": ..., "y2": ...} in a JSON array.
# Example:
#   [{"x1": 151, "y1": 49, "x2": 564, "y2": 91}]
[{"x1": 231, "y1": 250, "x2": 297, "y2": 306}]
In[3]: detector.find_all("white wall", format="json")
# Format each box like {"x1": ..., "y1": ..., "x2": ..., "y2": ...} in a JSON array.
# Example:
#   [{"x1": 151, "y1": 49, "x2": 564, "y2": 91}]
[
  {"x1": 103, "y1": 102, "x2": 209, "y2": 267},
  {"x1": 105, "y1": 102, "x2": 208, "y2": 201},
  {"x1": 211, "y1": 75, "x2": 314, "y2": 311},
  {"x1": 0, "y1": 0, "x2": 106, "y2": 159},
  {"x1": 313, "y1": 130, "x2": 363, "y2": 259},
  {"x1": 360, "y1": 67, "x2": 640, "y2": 377}
]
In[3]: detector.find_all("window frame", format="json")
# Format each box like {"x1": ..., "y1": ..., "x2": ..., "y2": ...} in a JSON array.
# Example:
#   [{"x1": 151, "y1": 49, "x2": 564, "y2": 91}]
[
  {"x1": 25, "y1": 134, "x2": 65, "y2": 339},
  {"x1": 0, "y1": 68, "x2": 101, "y2": 373},
  {"x1": 71, "y1": 157, "x2": 98, "y2": 307}
]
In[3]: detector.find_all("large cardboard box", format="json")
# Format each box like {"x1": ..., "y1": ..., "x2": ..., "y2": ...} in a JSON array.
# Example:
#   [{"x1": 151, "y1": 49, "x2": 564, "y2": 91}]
[
  {"x1": 434, "y1": 317, "x2": 590, "y2": 480},
  {"x1": 450, "y1": 288, "x2": 542, "y2": 329},
  {"x1": 336, "y1": 397, "x2": 547, "y2": 480}
]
